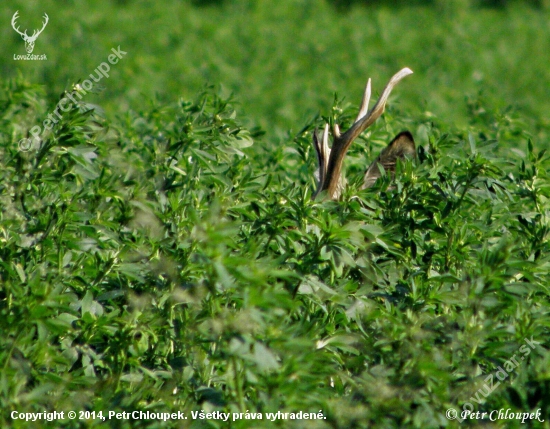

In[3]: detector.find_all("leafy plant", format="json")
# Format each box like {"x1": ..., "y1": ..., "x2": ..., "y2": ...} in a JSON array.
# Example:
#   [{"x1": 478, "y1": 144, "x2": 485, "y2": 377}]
[{"x1": 1, "y1": 73, "x2": 549, "y2": 429}]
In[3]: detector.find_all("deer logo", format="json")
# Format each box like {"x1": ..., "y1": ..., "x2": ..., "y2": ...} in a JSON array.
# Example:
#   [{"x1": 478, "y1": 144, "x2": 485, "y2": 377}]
[{"x1": 11, "y1": 11, "x2": 49, "y2": 54}]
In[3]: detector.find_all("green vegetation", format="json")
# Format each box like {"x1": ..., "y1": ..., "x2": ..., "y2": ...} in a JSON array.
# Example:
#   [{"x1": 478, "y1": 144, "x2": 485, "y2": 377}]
[
  {"x1": 2, "y1": 0, "x2": 550, "y2": 138},
  {"x1": 1, "y1": 1, "x2": 550, "y2": 428}
]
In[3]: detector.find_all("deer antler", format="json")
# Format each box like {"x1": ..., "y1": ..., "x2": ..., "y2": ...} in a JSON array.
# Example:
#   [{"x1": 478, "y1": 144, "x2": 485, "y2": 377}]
[
  {"x1": 31, "y1": 13, "x2": 49, "y2": 41},
  {"x1": 313, "y1": 68, "x2": 413, "y2": 200},
  {"x1": 11, "y1": 11, "x2": 28, "y2": 38}
]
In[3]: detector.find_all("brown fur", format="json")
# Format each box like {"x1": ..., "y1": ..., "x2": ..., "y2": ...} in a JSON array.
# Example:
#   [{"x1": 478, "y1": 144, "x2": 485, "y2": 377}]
[{"x1": 362, "y1": 131, "x2": 416, "y2": 189}]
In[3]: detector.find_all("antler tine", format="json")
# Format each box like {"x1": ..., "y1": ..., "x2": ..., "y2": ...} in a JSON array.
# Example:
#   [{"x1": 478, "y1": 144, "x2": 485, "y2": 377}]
[
  {"x1": 355, "y1": 78, "x2": 372, "y2": 123},
  {"x1": 321, "y1": 123, "x2": 330, "y2": 179},
  {"x1": 11, "y1": 11, "x2": 27, "y2": 37},
  {"x1": 332, "y1": 123, "x2": 340, "y2": 139},
  {"x1": 40, "y1": 13, "x2": 49, "y2": 32},
  {"x1": 31, "y1": 13, "x2": 49, "y2": 39},
  {"x1": 319, "y1": 67, "x2": 413, "y2": 199},
  {"x1": 312, "y1": 128, "x2": 323, "y2": 184},
  {"x1": 313, "y1": 124, "x2": 331, "y2": 196}
]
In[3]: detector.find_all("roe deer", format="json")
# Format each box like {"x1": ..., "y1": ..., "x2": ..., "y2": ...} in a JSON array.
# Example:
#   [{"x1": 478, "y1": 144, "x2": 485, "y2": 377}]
[{"x1": 313, "y1": 68, "x2": 415, "y2": 200}]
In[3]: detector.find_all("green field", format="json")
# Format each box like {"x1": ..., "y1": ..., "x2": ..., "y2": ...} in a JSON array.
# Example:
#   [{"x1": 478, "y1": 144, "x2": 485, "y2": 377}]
[{"x1": 2, "y1": 1, "x2": 550, "y2": 428}]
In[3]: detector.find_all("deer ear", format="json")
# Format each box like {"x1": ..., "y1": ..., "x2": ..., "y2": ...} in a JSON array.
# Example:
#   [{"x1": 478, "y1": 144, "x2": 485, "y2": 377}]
[
  {"x1": 383, "y1": 131, "x2": 416, "y2": 161},
  {"x1": 363, "y1": 131, "x2": 416, "y2": 189}
]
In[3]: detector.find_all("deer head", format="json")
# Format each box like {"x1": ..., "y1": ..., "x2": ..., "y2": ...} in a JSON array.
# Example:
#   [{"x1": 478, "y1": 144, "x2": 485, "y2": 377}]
[
  {"x1": 11, "y1": 11, "x2": 49, "y2": 54},
  {"x1": 313, "y1": 68, "x2": 415, "y2": 200}
]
